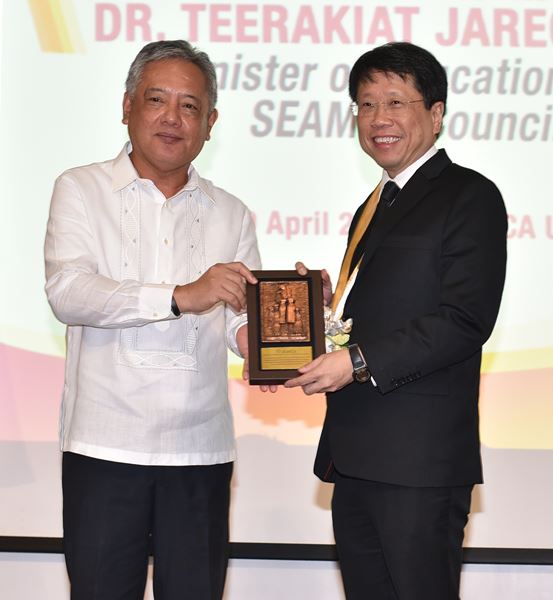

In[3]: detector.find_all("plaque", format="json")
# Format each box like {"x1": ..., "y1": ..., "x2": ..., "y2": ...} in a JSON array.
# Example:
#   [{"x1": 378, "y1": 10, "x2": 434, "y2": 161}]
[{"x1": 246, "y1": 270, "x2": 325, "y2": 385}]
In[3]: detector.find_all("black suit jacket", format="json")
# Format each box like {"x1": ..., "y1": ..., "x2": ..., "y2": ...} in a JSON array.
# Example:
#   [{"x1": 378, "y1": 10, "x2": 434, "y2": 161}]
[{"x1": 314, "y1": 150, "x2": 507, "y2": 487}]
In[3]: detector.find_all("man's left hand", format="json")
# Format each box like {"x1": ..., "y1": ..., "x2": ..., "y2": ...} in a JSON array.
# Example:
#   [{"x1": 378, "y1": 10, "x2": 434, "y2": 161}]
[{"x1": 284, "y1": 350, "x2": 353, "y2": 395}]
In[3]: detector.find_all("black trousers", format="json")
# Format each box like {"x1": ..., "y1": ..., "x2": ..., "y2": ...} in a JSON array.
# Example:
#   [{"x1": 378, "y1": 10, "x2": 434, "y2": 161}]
[
  {"x1": 62, "y1": 452, "x2": 232, "y2": 600},
  {"x1": 332, "y1": 472, "x2": 472, "y2": 600}
]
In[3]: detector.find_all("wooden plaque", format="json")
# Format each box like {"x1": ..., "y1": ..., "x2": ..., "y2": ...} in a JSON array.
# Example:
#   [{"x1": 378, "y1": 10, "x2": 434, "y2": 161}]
[{"x1": 246, "y1": 270, "x2": 325, "y2": 385}]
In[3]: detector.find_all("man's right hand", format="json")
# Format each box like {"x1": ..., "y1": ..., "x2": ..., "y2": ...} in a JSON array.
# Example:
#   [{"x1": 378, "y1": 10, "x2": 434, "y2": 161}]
[{"x1": 173, "y1": 262, "x2": 257, "y2": 314}]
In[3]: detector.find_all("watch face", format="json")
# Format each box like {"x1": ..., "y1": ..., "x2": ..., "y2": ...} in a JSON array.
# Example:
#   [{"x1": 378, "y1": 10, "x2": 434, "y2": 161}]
[{"x1": 354, "y1": 368, "x2": 370, "y2": 383}]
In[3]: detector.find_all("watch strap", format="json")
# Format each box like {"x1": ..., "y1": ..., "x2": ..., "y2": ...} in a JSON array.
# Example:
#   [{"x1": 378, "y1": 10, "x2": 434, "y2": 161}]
[
  {"x1": 171, "y1": 295, "x2": 181, "y2": 317},
  {"x1": 348, "y1": 343, "x2": 370, "y2": 383}
]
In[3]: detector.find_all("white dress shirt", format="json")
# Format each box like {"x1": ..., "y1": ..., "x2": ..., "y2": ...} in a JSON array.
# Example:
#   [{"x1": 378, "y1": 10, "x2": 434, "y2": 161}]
[
  {"x1": 381, "y1": 145, "x2": 439, "y2": 190},
  {"x1": 44, "y1": 144, "x2": 261, "y2": 466}
]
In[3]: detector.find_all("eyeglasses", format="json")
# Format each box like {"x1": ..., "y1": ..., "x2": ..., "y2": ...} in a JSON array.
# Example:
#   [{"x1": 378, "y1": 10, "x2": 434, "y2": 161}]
[{"x1": 350, "y1": 99, "x2": 425, "y2": 117}]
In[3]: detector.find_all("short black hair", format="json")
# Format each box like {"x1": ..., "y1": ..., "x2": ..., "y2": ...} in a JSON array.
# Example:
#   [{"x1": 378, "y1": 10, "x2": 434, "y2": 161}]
[{"x1": 349, "y1": 42, "x2": 448, "y2": 114}]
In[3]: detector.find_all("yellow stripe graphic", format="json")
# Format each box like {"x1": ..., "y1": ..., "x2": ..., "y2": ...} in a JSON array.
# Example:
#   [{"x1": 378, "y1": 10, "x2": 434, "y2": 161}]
[
  {"x1": 28, "y1": 0, "x2": 84, "y2": 53},
  {"x1": 228, "y1": 348, "x2": 553, "y2": 379},
  {"x1": 481, "y1": 347, "x2": 553, "y2": 374}
]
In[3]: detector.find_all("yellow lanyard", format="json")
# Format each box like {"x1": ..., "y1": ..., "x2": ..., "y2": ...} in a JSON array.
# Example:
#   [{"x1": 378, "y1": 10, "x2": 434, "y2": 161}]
[{"x1": 330, "y1": 185, "x2": 381, "y2": 316}]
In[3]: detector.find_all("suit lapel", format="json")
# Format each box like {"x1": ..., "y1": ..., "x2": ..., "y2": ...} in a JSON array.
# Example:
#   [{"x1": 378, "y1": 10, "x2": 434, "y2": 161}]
[{"x1": 355, "y1": 149, "x2": 452, "y2": 277}]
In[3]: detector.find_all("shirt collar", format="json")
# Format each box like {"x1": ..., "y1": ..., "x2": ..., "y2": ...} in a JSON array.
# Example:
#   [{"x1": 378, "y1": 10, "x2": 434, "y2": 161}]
[
  {"x1": 381, "y1": 145, "x2": 439, "y2": 190},
  {"x1": 111, "y1": 142, "x2": 216, "y2": 204},
  {"x1": 111, "y1": 143, "x2": 138, "y2": 192}
]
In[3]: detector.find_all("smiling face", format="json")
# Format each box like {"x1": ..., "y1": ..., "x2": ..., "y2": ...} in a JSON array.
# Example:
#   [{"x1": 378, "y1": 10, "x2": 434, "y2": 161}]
[
  {"x1": 355, "y1": 71, "x2": 444, "y2": 178},
  {"x1": 122, "y1": 58, "x2": 217, "y2": 189}
]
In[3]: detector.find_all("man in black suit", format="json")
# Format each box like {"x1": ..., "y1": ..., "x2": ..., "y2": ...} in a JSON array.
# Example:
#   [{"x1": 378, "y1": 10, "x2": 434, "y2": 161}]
[{"x1": 285, "y1": 42, "x2": 507, "y2": 599}]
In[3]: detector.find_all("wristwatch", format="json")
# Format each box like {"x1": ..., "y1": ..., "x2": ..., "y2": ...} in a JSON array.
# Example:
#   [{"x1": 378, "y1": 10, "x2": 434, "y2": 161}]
[
  {"x1": 170, "y1": 295, "x2": 181, "y2": 317},
  {"x1": 348, "y1": 343, "x2": 371, "y2": 383}
]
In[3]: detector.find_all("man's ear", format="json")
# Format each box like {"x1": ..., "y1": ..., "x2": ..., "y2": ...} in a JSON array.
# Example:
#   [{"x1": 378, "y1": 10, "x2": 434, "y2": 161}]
[
  {"x1": 206, "y1": 108, "x2": 218, "y2": 140},
  {"x1": 122, "y1": 92, "x2": 131, "y2": 124},
  {"x1": 431, "y1": 101, "x2": 445, "y2": 137}
]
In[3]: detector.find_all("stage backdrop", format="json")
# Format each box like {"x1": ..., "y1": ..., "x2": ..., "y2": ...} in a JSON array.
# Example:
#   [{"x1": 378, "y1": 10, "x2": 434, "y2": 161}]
[{"x1": 1, "y1": 0, "x2": 552, "y2": 549}]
